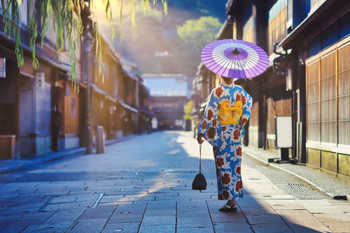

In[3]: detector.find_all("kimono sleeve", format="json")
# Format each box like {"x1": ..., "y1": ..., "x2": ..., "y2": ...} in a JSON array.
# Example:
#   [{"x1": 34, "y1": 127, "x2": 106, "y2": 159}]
[
  {"x1": 197, "y1": 89, "x2": 223, "y2": 149},
  {"x1": 239, "y1": 88, "x2": 253, "y2": 137}
]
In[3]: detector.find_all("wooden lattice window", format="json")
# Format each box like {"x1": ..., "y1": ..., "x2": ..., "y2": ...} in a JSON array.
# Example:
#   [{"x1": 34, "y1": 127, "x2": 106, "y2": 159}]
[
  {"x1": 306, "y1": 61, "x2": 320, "y2": 142},
  {"x1": 268, "y1": 0, "x2": 287, "y2": 54},
  {"x1": 320, "y1": 52, "x2": 337, "y2": 144},
  {"x1": 306, "y1": 40, "x2": 350, "y2": 147},
  {"x1": 338, "y1": 44, "x2": 350, "y2": 145}
]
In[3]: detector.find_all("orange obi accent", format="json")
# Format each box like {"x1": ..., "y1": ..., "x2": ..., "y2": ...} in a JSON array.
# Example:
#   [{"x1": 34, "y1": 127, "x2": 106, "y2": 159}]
[{"x1": 218, "y1": 100, "x2": 242, "y2": 125}]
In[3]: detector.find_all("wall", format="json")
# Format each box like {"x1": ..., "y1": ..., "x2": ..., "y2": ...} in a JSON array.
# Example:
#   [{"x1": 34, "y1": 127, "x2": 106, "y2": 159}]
[{"x1": 306, "y1": 36, "x2": 350, "y2": 177}]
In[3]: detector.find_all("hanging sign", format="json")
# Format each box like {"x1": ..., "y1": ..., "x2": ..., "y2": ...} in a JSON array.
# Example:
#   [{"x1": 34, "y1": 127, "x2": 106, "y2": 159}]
[
  {"x1": 36, "y1": 72, "x2": 45, "y2": 90},
  {"x1": 0, "y1": 58, "x2": 6, "y2": 78}
]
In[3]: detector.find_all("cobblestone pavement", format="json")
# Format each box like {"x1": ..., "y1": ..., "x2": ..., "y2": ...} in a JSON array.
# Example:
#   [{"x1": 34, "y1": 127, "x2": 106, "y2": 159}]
[{"x1": 0, "y1": 131, "x2": 350, "y2": 233}]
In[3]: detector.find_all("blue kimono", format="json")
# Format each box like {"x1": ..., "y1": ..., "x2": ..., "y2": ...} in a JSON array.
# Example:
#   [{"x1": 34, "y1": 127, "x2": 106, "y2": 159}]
[{"x1": 198, "y1": 79, "x2": 252, "y2": 200}]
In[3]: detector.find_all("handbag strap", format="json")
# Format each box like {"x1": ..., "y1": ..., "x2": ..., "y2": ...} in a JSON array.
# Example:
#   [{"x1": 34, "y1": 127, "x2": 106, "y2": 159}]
[{"x1": 199, "y1": 144, "x2": 202, "y2": 173}]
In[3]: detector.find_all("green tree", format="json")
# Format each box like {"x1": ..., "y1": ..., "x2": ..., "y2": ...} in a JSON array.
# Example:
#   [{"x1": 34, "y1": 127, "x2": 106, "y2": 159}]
[{"x1": 177, "y1": 16, "x2": 221, "y2": 54}]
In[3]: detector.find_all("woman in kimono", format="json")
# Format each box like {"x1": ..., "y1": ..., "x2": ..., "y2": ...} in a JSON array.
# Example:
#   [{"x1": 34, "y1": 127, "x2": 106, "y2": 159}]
[{"x1": 197, "y1": 76, "x2": 252, "y2": 212}]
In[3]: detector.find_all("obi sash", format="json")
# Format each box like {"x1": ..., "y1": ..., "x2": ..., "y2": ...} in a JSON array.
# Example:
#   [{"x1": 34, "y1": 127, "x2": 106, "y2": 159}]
[{"x1": 218, "y1": 100, "x2": 242, "y2": 125}]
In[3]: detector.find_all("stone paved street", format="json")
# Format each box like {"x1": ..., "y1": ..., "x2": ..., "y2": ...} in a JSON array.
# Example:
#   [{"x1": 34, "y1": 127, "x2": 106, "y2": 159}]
[{"x1": 0, "y1": 131, "x2": 350, "y2": 233}]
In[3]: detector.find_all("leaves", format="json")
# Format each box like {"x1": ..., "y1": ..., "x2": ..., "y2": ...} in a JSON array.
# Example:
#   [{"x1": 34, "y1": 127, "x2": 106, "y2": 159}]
[{"x1": 177, "y1": 16, "x2": 221, "y2": 54}]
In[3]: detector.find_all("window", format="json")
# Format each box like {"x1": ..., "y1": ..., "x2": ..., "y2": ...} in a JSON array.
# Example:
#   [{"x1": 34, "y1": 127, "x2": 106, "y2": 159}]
[
  {"x1": 320, "y1": 52, "x2": 336, "y2": 144},
  {"x1": 306, "y1": 40, "x2": 350, "y2": 146},
  {"x1": 306, "y1": 60, "x2": 320, "y2": 142},
  {"x1": 268, "y1": 0, "x2": 287, "y2": 54},
  {"x1": 338, "y1": 44, "x2": 350, "y2": 145}
]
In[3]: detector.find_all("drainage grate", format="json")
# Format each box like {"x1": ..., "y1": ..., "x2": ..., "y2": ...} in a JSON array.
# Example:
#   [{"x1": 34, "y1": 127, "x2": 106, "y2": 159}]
[{"x1": 287, "y1": 183, "x2": 310, "y2": 190}]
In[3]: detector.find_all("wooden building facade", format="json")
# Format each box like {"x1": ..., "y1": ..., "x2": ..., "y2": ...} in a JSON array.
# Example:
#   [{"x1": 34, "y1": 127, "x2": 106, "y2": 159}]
[{"x1": 0, "y1": 0, "x2": 150, "y2": 159}]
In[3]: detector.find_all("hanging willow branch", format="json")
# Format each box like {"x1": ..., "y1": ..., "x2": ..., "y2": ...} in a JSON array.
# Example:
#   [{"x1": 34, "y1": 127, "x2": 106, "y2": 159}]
[{"x1": 0, "y1": 0, "x2": 168, "y2": 88}]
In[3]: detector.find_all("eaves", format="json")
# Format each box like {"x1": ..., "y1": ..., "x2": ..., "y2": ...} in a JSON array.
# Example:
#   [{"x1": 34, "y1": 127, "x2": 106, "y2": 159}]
[{"x1": 279, "y1": 0, "x2": 350, "y2": 50}]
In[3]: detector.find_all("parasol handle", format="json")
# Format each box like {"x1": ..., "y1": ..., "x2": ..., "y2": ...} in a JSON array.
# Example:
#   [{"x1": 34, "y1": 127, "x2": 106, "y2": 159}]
[{"x1": 199, "y1": 144, "x2": 202, "y2": 173}]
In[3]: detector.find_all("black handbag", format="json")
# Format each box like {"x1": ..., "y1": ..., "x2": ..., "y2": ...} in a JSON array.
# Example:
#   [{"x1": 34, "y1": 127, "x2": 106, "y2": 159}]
[{"x1": 192, "y1": 144, "x2": 207, "y2": 190}]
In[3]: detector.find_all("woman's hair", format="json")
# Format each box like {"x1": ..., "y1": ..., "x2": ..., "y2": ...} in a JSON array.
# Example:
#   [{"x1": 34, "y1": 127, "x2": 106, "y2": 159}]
[{"x1": 221, "y1": 76, "x2": 232, "y2": 83}]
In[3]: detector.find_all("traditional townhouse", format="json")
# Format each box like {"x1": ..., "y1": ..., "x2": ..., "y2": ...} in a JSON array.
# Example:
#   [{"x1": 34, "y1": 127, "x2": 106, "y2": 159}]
[
  {"x1": 0, "y1": 1, "x2": 150, "y2": 159},
  {"x1": 0, "y1": 1, "x2": 72, "y2": 158},
  {"x1": 279, "y1": 0, "x2": 350, "y2": 178}
]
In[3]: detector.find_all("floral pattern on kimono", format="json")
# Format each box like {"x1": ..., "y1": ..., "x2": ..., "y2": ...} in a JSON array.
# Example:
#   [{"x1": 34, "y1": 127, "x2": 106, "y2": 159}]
[{"x1": 198, "y1": 79, "x2": 253, "y2": 200}]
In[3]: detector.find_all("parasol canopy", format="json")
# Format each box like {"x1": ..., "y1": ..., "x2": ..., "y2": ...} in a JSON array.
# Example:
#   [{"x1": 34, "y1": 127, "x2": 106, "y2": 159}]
[{"x1": 201, "y1": 39, "x2": 269, "y2": 79}]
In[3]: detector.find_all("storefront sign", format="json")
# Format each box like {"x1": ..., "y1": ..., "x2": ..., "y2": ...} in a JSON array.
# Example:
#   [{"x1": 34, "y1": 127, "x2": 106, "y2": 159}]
[{"x1": 0, "y1": 58, "x2": 6, "y2": 78}]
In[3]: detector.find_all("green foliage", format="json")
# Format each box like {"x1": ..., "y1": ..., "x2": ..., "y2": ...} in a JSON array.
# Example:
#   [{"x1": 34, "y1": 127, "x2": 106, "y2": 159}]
[{"x1": 177, "y1": 16, "x2": 221, "y2": 54}]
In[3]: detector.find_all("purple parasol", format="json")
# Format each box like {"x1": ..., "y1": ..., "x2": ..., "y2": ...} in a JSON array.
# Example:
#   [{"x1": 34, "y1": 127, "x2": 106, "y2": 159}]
[{"x1": 201, "y1": 39, "x2": 269, "y2": 79}]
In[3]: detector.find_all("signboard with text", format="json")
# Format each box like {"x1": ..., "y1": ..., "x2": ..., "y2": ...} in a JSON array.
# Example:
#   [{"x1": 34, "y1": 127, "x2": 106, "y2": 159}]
[{"x1": 0, "y1": 58, "x2": 6, "y2": 78}]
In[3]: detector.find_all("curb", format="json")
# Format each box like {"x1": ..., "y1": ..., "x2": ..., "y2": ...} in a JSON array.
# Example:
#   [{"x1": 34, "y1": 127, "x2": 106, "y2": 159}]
[
  {"x1": 244, "y1": 151, "x2": 349, "y2": 201},
  {"x1": 0, "y1": 147, "x2": 86, "y2": 174},
  {"x1": 0, "y1": 133, "x2": 141, "y2": 174}
]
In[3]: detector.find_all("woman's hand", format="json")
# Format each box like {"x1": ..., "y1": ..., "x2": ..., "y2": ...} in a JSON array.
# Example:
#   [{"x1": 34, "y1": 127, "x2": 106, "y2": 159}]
[{"x1": 197, "y1": 133, "x2": 204, "y2": 144}]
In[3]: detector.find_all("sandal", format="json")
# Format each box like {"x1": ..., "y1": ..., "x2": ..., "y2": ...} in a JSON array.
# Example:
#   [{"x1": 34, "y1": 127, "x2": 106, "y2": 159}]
[{"x1": 219, "y1": 204, "x2": 237, "y2": 212}]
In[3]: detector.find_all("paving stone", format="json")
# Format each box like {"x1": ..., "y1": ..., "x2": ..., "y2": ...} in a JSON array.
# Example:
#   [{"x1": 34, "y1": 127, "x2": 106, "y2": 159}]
[
  {"x1": 211, "y1": 212, "x2": 246, "y2": 223},
  {"x1": 79, "y1": 205, "x2": 116, "y2": 220},
  {"x1": 288, "y1": 223, "x2": 331, "y2": 233},
  {"x1": 1, "y1": 225, "x2": 27, "y2": 233},
  {"x1": 139, "y1": 224, "x2": 175, "y2": 233},
  {"x1": 21, "y1": 225, "x2": 39, "y2": 233},
  {"x1": 51, "y1": 196, "x2": 78, "y2": 204},
  {"x1": 102, "y1": 222, "x2": 140, "y2": 233},
  {"x1": 68, "y1": 219, "x2": 108, "y2": 233},
  {"x1": 115, "y1": 202, "x2": 147, "y2": 214},
  {"x1": 251, "y1": 223, "x2": 294, "y2": 233},
  {"x1": 213, "y1": 222, "x2": 253, "y2": 233},
  {"x1": 109, "y1": 212, "x2": 143, "y2": 223},
  {"x1": 144, "y1": 208, "x2": 176, "y2": 216},
  {"x1": 240, "y1": 206, "x2": 276, "y2": 215},
  {"x1": 177, "y1": 227, "x2": 214, "y2": 233},
  {"x1": 21, "y1": 211, "x2": 54, "y2": 222},
  {"x1": 30, "y1": 221, "x2": 73, "y2": 233},
  {"x1": 141, "y1": 215, "x2": 176, "y2": 226},
  {"x1": 266, "y1": 200, "x2": 306, "y2": 210},
  {"x1": 147, "y1": 200, "x2": 176, "y2": 209},
  {"x1": 177, "y1": 210, "x2": 210, "y2": 218},
  {"x1": 155, "y1": 194, "x2": 179, "y2": 200},
  {"x1": 236, "y1": 199, "x2": 272, "y2": 209},
  {"x1": 276, "y1": 210, "x2": 331, "y2": 232},
  {"x1": 314, "y1": 212, "x2": 350, "y2": 223},
  {"x1": 326, "y1": 222, "x2": 350, "y2": 232},
  {"x1": 100, "y1": 194, "x2": 125, "y2": 203},
  {"x1": 0, "y1": 210, "x2": 27, "y2": 219},
  {"x1": 43, "y1": 202, "x2": 90, "y2": 211},
  {"x1": 245, "y1": 214, "x2": 285, "y2": 225},
  {"x1": 44, "y1": 209, "x2": 85, "y2": 224},
  {"x1": 177, "y1": 217, "x2": 212, "y2": 228}
]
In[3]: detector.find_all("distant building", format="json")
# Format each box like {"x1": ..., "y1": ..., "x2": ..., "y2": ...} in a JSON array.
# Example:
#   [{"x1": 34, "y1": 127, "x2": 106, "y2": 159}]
[{"x1": 142, "y1": 74, "x2": 190, "y2": 130}]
